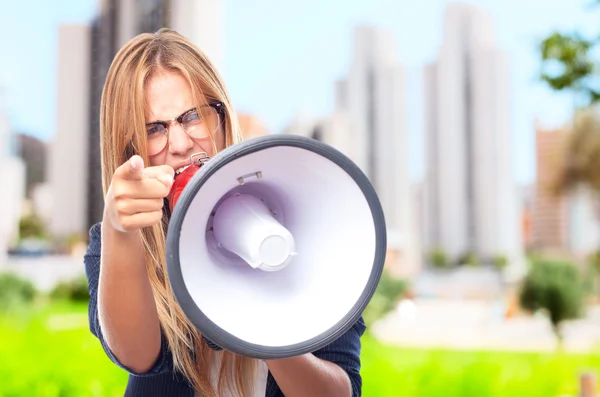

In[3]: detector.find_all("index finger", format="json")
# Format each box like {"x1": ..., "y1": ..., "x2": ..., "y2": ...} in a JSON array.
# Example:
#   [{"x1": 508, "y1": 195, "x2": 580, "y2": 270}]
[{"x1": 119, "y1": 155, "x2": 145, "y2": 181}]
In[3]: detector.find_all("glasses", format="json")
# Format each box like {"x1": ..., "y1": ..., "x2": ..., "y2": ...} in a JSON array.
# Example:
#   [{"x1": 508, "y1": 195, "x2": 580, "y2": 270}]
[{"x1": 145, "y1": 101, "x2": 224, "y2": 156}]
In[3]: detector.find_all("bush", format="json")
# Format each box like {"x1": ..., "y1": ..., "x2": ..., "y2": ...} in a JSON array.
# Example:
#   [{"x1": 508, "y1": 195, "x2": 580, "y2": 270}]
[
  {"x1": 19, "y1": 213, "x2": 48, "y2": 240},
  {"x1": 363, "y1": 270, "x2": 409, "y2": 327},
  {"x1": 50, "y1": 276, "x2": 90, "y2": 302},
  {"x1": 492, "y1": 254, "x2": 508, "y2": 270},
  {"x1": 0, "y1": 272, "x2": 37, "y2": 312},
  {"x1": 456, "y1": 251, "x2": 479, "y2": 267},
  {"x1": 428, "y1": 248, "x2": 449, "y2": 269},
  {"x1": 518, "y1": 259, "x2": 585, "y2": 347}
]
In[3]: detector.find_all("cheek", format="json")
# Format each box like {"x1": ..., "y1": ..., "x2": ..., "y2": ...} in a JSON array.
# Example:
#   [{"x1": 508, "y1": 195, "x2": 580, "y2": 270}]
[
  {"x1": 148, "y1": 152, "x2": 167, "y2": 167},
  {"x1": 193, "y1": 138, "x2": 215, "y2": 157}
]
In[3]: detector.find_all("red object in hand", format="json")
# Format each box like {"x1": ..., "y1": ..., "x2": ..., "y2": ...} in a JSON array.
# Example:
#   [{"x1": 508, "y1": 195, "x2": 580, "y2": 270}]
[{"x1": 168, "y1": 163, "x2": 202, "y2": 213}]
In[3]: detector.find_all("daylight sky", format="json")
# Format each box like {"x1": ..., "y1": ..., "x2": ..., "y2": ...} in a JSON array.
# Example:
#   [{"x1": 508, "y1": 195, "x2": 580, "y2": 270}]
[{"x1": 0, "y1": 0, "x2": 596, "y2": 183}]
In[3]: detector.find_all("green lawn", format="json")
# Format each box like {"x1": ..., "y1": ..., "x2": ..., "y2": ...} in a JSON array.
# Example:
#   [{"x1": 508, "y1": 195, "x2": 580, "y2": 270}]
[{"x1": 0, "y1": 302, "x2": 598, "y2": 397}]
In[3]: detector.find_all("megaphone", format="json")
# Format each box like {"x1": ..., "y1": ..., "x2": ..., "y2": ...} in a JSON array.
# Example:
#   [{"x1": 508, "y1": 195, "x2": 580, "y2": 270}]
[{"x1": 165, "y1": 134, "x2": 386, "y2": 359}]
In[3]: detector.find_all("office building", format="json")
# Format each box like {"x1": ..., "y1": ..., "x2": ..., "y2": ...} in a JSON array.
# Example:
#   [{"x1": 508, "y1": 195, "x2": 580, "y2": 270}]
[{"x1": 423, "y1": 3, "x2": 523, "y2": 265}]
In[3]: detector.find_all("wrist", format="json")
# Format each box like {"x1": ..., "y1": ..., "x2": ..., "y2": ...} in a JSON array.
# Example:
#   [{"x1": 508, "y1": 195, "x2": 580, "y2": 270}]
[{"x1": 100, "y1": 211, "x2": 146, "y2": 271}]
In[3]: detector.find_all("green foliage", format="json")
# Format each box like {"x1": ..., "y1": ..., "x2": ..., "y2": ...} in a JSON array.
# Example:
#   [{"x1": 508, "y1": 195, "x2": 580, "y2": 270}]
[
  {"x1": 19, "y1": 213, "x2": 48, "y2": 240},
  {"x1": 454, "y1": 251, "x2": 480, "y2": 267},
  {"x1": 361, "y1": 333, "x2": 600, "y2": 397},
  {"x1": 539, "y1": 31, "x2": 599, "y2": 106},
  {"x1": 362, "y1": 271, "x2": 409, "y2": 327},
  {"x1": 518, "y1": 259, "x2": 585, "y2": 345},
  {"x1": 537, "y1": 4, "x2": 600, "y2": 198},
  {"x1": 427, "y1": 248, "x2": 449, "y2": 269},
  {"x1": 50, "y1": 276, "x2": 90, "y2": 303},
  {"x1": 0, "y1": 272, "x2": 37, "y2": 313},
  {"x1": 492, "y1": 254, "x2": 508, "y2": 270}
]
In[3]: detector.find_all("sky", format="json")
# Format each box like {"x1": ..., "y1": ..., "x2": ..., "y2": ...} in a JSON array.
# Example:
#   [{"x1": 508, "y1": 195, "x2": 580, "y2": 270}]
[{"x1": 0, "y1": 0, "x2": 597, "y2": 184}]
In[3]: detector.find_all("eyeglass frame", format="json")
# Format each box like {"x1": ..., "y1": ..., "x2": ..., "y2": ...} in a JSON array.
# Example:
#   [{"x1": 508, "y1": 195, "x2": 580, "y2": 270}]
[{"x1": 144, "y1": 101, "x2": 226, "y2": 155}]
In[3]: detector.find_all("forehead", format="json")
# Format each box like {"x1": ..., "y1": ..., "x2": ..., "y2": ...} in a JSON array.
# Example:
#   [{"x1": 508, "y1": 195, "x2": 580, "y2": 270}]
[{"x1": 144, "y1": 70, "x2": 194, "y2": 122}]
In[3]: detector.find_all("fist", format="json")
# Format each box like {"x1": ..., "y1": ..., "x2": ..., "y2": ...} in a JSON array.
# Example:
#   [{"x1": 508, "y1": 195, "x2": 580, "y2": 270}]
[{"x1": 105, "y1": 155, "x2": 175, "y2": 233}]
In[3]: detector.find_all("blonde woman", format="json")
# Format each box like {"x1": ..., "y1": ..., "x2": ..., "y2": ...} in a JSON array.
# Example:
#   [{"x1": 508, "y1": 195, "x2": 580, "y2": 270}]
[{"x1": 84, "y1": 28, "x2": 366, "y2": 397}]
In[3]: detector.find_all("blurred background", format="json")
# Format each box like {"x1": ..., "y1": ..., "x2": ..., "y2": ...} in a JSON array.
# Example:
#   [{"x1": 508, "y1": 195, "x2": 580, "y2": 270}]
[{"x1": 1, "y1": 0, "x2": 600, "y2": 396}]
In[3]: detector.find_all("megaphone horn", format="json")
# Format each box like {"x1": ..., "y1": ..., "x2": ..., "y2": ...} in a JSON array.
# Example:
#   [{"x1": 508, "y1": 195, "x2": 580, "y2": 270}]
[{"x1": 166, "y1": 134, "x2": 387, "y2": 359}]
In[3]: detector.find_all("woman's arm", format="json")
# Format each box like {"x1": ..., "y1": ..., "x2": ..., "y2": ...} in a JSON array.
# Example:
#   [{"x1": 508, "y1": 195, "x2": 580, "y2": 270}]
[
  {"x1": 87, "y1": 156, "x2": 175, "y2": 374},
  {"x1": 265, "y1": 354, "x2": 352, "y2": 397},
  {"x1": 265, "y1": 316, "x2": 366, "y2": 397},
  {"x1": 97, "y1": 223, "x2": 163, "y2": 374}
]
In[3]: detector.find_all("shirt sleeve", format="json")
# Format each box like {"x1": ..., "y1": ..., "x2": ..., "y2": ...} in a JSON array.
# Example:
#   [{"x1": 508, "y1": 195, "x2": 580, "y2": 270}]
[
  {"x1": 311, "y1": 316, "x2": 367, "y2": 397},
  {"x1": 83, "y1": 222, "x2": 171, "y2": 377}
]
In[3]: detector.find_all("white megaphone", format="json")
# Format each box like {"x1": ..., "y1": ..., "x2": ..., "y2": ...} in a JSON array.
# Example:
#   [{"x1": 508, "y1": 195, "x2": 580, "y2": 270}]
[{"x1": 166, "y1": 134, "x2": 386, "y2": 359}]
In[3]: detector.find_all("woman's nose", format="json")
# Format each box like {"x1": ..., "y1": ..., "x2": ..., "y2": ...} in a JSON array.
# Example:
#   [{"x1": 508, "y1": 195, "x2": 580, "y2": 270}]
[{"x1": 168, "y1": 123, "x2": 194, "y2": 155}]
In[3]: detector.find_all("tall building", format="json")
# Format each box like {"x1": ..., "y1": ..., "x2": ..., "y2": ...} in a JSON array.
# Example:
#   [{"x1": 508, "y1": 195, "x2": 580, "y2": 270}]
[
  {"x1": 335, "y1": 26, "x2": 420, "y2": 276},
  {"x1": 49, "y1": 24, "x2": 91, "y2": 240},
  {"x1": 531, "y1": 123, "x2": 600, "y2": 257},
  {"x1": 170, "y1": 0, "x2": 224, "y2": 70},
  {"x1": 85, "y1": 0, "x2": 223, "y2": 229},
  {"x1": 531, "y1": 124, "x2": 569, "y2": 251},
  {"x1": 86, "y1": 0, "x2": 171, "y2": 229},
  {"x1": 0, "y1": 88, "x2": 25, "y2": 264},
  {"x1": 423, "y1": 3, "x2": 522, "y2": 265}
]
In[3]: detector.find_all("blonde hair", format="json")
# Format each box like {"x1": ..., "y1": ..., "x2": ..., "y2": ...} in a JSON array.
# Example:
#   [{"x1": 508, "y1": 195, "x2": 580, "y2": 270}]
[{"x1": 100, "y1": 28, "x2": 256, "y2": 396}]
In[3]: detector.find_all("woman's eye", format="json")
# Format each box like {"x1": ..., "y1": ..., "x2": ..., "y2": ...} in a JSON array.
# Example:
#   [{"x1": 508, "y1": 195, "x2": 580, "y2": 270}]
[
  {"x1": 184, "y1": 111, "x2": 201, "y2": 123},
  {"x1": 146, "y1": 124, "x2": 164, "y2": 136}
]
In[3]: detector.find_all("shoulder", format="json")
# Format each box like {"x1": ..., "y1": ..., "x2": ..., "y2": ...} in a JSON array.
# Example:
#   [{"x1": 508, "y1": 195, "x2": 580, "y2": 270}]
[{"x1": 86, "y1": 222, "x2": 102, "y2": 257}]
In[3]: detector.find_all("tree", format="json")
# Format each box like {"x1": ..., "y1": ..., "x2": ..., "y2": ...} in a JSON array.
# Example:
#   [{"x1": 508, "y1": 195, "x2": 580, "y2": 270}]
[
  {"x1": 538, "y1": 0, "x2": 600, "y2": 108},
  {"x1": 538, "y1": 2, "x2": 600, "y2": 193},
  {"x1": 538, "y1": 3, "x2": 600, "y2": 296},
  {"x1": 550, "y1": 106, "x2": 600, "y2": 194},
  {"x1": 518, "y1": 259, "x2": 585, "y2": 348}
]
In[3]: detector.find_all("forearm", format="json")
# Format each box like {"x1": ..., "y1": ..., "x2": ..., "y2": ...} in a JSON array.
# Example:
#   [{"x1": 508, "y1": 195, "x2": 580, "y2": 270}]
[
  {"x1": 98, "y1": 221, "x2": 161, "y2": 373},
  {"x1": 265, "y1": 354, "x2": 352, "y2": 397}
]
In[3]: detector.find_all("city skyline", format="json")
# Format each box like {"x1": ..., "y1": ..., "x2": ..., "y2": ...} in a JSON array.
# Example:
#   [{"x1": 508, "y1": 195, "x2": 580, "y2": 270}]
[{"x1": 0, "y1": 0, "x2": 596, "y2": 187}]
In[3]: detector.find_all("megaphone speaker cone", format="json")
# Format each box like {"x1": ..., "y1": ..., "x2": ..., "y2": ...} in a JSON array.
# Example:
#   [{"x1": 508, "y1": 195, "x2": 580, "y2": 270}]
[{"x1": 166, "y1": 134, "x2": 386, "y2": 359}]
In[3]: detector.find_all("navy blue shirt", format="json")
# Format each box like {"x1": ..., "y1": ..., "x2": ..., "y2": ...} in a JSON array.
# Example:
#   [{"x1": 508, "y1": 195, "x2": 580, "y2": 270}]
[{"x1": 84, "y1": 222, "x2": 366, "y2": 396}]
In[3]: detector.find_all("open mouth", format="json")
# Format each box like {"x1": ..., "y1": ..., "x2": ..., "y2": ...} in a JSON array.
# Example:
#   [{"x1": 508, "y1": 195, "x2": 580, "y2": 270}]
[{"x1": 175, "y1": 164, "x2": 192, "y2": 176}]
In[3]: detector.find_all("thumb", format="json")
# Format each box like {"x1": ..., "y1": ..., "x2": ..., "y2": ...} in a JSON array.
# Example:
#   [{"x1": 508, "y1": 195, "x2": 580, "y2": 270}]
[{"x1": 123, "y1": 155, "x2": 144, "y2": 180}]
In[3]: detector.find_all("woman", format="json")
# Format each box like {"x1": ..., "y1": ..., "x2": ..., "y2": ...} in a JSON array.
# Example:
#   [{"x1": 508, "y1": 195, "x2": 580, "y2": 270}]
[{"x1": 84, "y1": 28, "x2": 366, "y2": 397}]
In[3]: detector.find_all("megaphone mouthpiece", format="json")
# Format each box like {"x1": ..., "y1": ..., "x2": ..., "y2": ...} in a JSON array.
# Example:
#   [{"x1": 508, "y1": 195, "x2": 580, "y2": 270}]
[{"x1": 213, "y1": 193, "x2": 296, "y2": 272}]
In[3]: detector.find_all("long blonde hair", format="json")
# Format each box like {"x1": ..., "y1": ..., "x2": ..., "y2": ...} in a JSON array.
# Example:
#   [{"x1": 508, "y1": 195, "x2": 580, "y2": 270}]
[{"x1": 100, "y1": 28, "x2": 256, "y2": 396}]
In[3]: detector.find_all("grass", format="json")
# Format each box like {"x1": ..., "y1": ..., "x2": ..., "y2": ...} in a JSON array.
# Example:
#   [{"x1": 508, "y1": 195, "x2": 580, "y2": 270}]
[
  {"x1": 0, "y1": 302, "x2": 599, "y2": 397},
  {"x1": 361, "y1": 333, "x2": 600, "y2": 397},
  {"x1": 0, "y1": 301, "x2": 127, "y2": 397}
]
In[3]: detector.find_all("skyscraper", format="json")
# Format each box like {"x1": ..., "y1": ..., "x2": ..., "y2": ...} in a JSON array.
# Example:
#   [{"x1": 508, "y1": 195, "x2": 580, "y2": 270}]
[
  {"x1": 423, "y1": 3, "x2": 522, "y2": 264},
  {"x1": 86, "y1": 0, "x2": 171, "y2": 229},
  {"x1": 85, "y1": 0, "x2": 223, "y2": 228},
  {"x1": 49, "y1": 24, "x2": 91, "y2": 240},
  {"x1": 170, "y1": 0, "x2": 224, "y2": 70},
  {"x1": 336, "y1": 26, "x2": 420, "y2": 276},
  {"x1": 0, "y1": 88, "x2": 25, "y2": 263},
  {"x1": 531, "y1": 124, "x2": 569, "y2": 251}
]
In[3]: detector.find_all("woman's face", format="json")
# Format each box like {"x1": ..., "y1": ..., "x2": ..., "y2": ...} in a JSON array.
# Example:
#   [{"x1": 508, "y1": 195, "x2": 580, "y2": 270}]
[{"x1": 144, "y1": 70, "x2": 220, "y2": 174}]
